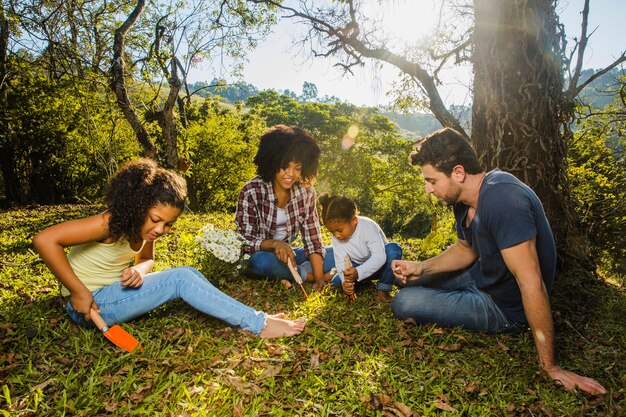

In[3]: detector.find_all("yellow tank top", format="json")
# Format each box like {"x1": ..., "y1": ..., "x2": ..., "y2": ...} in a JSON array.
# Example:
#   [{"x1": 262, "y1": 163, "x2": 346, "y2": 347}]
[{"x1": 63, "y1": 240, "x2": 145, "y2": 295}]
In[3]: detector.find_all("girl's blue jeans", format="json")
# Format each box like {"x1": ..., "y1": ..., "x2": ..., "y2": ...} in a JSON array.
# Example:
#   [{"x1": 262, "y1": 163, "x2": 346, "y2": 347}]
[
  {"x1": 330, "y1": 242, "x2": 402, "y2": 292},
  {"x1": 390, "y1": 270, "x2": 526, "y2": 334},
  {"x1": 66, "y1": 266, "x2": 267, "y2": 334},
  {"x1": 243, "y1": 247, "x2": 335, "y2": 282}
]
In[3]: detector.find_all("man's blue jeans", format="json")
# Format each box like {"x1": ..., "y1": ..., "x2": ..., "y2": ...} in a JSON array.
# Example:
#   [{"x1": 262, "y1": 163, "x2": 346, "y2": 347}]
[
  {"x1": 66, "y1": 266, "x2": 267, "y2": 334},
  {"x1": 330, "y1": 242, "x2": 402, "y2": 292},
  {"x1": 243, "y1": 247, "x2": 335, "y2": 282},
  {"x1": 390, "y1": 270, "x2": 526, "y2": 334}
]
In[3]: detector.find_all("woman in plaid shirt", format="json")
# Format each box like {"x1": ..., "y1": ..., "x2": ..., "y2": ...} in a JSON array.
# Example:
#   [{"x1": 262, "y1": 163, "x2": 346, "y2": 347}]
[{"x1": 235, "y1": 125, "x2": 334, "y2": 290}]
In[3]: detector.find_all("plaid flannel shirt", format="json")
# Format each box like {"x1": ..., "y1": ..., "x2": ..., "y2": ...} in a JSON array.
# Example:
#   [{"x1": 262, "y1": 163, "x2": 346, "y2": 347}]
[{"x1": 235, "y1": 176, "x2": 325, "y2": 258}]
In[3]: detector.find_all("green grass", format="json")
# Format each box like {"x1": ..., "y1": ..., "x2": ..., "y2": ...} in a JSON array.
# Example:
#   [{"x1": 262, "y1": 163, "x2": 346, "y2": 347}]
[{"x1": 1, "y1": 205, "x2": 624, "y2": 416}]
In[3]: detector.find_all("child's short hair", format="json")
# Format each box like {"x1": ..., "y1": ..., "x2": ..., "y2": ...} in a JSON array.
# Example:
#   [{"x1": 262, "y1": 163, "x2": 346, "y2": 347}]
[
  {"x1": 254, "y1": 125, "x2": 321, "y2": 186},
  {"x1": 105, "y1": 158, "x2": 187, "y2": 243},
  {"x1": 318, "y1": 193, "x2": 358, "y2": 223}
]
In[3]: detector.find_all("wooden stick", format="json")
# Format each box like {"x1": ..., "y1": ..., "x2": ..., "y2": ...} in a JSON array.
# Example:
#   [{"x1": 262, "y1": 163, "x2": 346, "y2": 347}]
[
  {"x1": 287, "y1": 258, "x2": 309, "y2": 299},
  {"x1": 344, "y1": 256, "x2": 356, "y2": 302}
]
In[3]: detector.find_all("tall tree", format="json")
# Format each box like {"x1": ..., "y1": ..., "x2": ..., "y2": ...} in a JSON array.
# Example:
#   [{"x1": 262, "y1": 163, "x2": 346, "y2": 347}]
[{"x1": 250, "y1": 0, "x2": 626, "y2": 270}]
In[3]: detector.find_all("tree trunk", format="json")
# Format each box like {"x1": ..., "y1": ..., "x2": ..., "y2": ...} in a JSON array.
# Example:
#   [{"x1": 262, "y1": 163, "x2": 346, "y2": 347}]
[
  {"x1": 472, "y1": 0, "x2": 591, "y2": 269},
  {"x1": 110, "y1": 0, "x2": 156, "y2": 158},
  {"x1": 0, "y1": 3, "x2": 21, "y2": 203}
]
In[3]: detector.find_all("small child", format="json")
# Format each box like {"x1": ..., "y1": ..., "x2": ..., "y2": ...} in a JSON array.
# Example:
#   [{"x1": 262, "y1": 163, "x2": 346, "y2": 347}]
[
  {"x1": 318, "y1": 194, "x2": 402, "y2": 302},
  {"x1": 34, "y1": 158, "x2": 305, "y2": 340}
]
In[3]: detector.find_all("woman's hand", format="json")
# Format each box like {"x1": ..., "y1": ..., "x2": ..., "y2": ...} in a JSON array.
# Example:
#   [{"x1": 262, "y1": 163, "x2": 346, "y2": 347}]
[
  {"x1": 273, "y1": 241, "x2": 295, "y2": 265},
  {"x1": 121, "y1": 266, "x2": 144, "y2": 288}
]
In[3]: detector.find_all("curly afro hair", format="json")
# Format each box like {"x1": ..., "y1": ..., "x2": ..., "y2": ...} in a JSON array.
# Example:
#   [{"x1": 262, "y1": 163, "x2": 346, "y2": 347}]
[
  {"x1": 253, "y1": 125, "x2": 321, "y2": 187},
  {"x1": 105, "y1": 158, "x2": 187, "y2": 243},
  {"x1": 318, "y1": 193, "x2": 358, "y2": 224}
]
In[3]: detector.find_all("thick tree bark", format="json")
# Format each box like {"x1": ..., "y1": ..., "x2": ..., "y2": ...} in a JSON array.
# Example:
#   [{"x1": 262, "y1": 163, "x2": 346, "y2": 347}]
[
  {"x1": 472, "y1": 0, "x2": 590, "y2": 268},
  {"x1": 110, "y1": 0, "x2": 156, "y2": 158},
  {"x1": 0, "y1": 3, "x2": 22, "y2": 203}
]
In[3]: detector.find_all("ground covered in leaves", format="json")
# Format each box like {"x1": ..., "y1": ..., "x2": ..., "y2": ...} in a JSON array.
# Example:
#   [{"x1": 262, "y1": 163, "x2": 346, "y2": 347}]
[{"x1": 1, "y1": 205, "x2": 624, "y2": 416}]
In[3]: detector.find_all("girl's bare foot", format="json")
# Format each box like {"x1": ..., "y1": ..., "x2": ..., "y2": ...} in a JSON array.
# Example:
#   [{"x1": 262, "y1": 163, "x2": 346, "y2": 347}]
[
  {"x1": 280, "y1": 279, "x2": 292, "y2": 289},
  {"x1": 268, "y1": 313, "x2": 286, "y2": 319},
  {"x1": 259, "y1": 316, "x2": 306, "y2": 338}
]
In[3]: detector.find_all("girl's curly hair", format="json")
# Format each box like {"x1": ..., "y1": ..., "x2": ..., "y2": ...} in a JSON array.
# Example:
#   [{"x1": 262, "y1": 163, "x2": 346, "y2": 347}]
[
  {"x1": 318, "y1": 193, "x2": 358, "y2": 224},
  {"x1": 105, "y1": 158, "x2": 187, "y2": 243},
  {"x1": 254, "y1": 125, "x2": 321, "y2": 187}
]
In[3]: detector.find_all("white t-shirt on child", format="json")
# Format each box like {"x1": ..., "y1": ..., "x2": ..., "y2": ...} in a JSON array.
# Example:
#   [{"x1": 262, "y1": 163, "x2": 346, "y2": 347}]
[{"x1": 332, "y1": 216, "x2": 387, "y2": 282}]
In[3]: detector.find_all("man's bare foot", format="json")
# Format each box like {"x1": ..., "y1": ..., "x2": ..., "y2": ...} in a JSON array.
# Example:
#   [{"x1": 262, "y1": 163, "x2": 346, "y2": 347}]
[
  {"x1": 375, "y1": 290, "x2": 392, "y2": 303},
  {"x1": 280, "y1": 279, "x2": 292, "y2": 289},
  {"x1": 259, "y1": 316, "x2": 307, "y2": 338}
]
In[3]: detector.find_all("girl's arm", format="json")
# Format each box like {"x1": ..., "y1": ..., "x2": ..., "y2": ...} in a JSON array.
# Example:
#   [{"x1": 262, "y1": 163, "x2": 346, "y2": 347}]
[
  {"x1": 33, "y1": 213, "x2": 111, "y2": 321},
  {"x1": 120, "y1": 241, "x2": 155, "y2": 288}
]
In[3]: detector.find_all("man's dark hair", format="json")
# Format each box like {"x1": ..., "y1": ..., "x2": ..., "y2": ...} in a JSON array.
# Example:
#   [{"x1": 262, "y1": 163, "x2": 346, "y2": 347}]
[
  {"x1": 254, "y1": 125, "x2": 321, "y2": 186},
  {"x1": 409, "y1": 128, "x2": 483, "y2": 175}
]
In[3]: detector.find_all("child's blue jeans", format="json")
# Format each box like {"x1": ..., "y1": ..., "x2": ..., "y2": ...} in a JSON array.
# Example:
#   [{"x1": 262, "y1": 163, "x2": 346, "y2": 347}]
[
  {"x1": 243, "y1": 247, "x2": 335, "y2": 282},
  {"x1": 330, "y1": 242, "x2": 402, "y2": 292},
  {"x1": 390, "y1": 270, "x2": 526, "y2": 334},
  {"x1": 66, "y1": 266, "x2": 267, "y2": 334}
]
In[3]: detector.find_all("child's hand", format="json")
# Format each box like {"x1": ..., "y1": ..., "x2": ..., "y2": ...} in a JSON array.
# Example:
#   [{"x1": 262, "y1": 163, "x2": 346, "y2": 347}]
[
  {"x1": 70, "y1": 290, "x2": 98, "y2": 321},
  {"x1": 121, "y1": 267, "x2": 144, "y2": 288},
  {"x1": 344, "y1": 267, "x2": 358, "y2": 283},
  {"x1": 342, "y1": 280, "x2": 355, "y2": 295}
]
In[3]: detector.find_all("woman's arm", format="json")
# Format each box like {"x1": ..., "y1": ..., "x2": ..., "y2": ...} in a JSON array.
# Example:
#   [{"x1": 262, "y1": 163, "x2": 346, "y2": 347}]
[{"x1": 33, "y1": 213, "x2": 111, "y2": 320}]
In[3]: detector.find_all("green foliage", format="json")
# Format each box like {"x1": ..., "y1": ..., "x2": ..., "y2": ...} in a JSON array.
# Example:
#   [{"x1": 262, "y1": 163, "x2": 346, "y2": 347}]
[
  {"x1": 184, "y1": 99, "x2": 264, "y2": 212},
  {"x1": 1, "y1": 206, "x2": 624, "y2": 416},
  {"x1": 568, "y1": 93, "x2": 626, "y2": 272},
  {"x1": 245, "y1": 91, "x2": 435, "y2": 238},
  {"x1": 0, "y1": 60, "x2": 139, "y2": 204}
]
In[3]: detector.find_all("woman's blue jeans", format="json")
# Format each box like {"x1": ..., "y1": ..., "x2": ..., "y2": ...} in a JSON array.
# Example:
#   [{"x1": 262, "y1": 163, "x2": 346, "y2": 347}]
[
  {"x1": 390, "y1": 270, "x2": 526, "y2": 334},
  {"x1": 66, "y1": 266, "x2": 267, "y2": 334},
  {"x1": 330, "y1": 242, "x2": 403, "y2": 292},
  {"x1": 243, "y1": 247, "x2": 335, "y2": 282}
]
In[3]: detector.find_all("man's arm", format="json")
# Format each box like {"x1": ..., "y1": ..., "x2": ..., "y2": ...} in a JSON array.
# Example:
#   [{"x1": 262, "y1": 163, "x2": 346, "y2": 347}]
[
  {"x1": 501, "y1": 238, "x2": 606, "y2": 395},
  {"x1": 393, "y1": 239, "x2": 477, "y2": 284}
]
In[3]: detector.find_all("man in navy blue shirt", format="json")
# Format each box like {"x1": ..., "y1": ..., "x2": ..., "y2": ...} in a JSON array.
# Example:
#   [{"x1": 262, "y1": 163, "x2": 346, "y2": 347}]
[{"x1": 391, "y1": 128, "x2": 605, "y2": 395}]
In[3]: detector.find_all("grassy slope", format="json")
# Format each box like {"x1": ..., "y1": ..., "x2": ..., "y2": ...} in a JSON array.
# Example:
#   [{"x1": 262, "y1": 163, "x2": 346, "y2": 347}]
[{"x1": 1, "y1": 206, "x2": 624, "y2": 416}]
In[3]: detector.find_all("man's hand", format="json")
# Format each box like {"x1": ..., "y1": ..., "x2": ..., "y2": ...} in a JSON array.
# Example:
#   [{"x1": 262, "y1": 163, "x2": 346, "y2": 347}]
[
  {"x1": 391, "y1": 260, "x2": 424, "y2": 284},
  {"x1": 274, "y1": 241, "x2": 295, "y2": 265},
  {"x1": 545, "y1": 365, "x2": 606, "y2": 395},
  {"x1": 121, "y1": 266, "x2": 144, "y2": 288}
]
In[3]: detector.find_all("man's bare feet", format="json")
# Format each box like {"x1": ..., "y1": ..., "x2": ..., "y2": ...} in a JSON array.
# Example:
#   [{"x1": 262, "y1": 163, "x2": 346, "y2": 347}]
[
  {"x1": 375, "y1": 290, "x2": 392, "y2": 303},
  {"x1": 259, "y1": 315, "x2": 307, "y2": 338}
]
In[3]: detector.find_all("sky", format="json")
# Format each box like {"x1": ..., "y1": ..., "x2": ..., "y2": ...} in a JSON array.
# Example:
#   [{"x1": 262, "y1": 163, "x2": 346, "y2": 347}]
[{"x1": 189, "y1": 0, "x2": 626, "y2": 108}]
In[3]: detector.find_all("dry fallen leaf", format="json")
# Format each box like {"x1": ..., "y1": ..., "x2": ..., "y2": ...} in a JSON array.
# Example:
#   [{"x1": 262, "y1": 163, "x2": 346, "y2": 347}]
[
  {"x1": 433, "y1": 398, "x2": 456, "y2": 413},
  {"x1": 436, "y1": 343, "x2": 462, "y2": 352}
]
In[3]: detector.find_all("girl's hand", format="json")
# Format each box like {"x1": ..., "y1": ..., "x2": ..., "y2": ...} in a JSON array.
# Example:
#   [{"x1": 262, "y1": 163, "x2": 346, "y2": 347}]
[
  {"x1": 70, "y1": 290, "x2": 98, "y2": 321},
  {"x1": 121, "y1": 266, "x2": 144, "y2": 288},
  {"x1": 274, "y1": 241, "x2": 295, "y2": 265},
  {"x1": 392, "y1": 260, "x2": 423, "y2": 284}
]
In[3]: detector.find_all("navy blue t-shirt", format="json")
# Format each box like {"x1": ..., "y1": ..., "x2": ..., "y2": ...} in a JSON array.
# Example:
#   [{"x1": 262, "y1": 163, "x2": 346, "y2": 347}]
[{"x1": 453, "y1": 170, "x2": 556, "y2": 324}]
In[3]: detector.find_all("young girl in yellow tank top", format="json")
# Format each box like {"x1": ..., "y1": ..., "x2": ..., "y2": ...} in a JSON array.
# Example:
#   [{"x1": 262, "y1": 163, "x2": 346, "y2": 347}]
[{"x1": 34, "y1": 159, "x2": 305, "y2": 339}]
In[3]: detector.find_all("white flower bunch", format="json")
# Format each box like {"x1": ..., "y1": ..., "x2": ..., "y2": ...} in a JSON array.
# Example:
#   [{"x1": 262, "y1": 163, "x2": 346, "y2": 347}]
[{"x1": 195, "y1": 224, "x2": 244, "y2": 264}]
